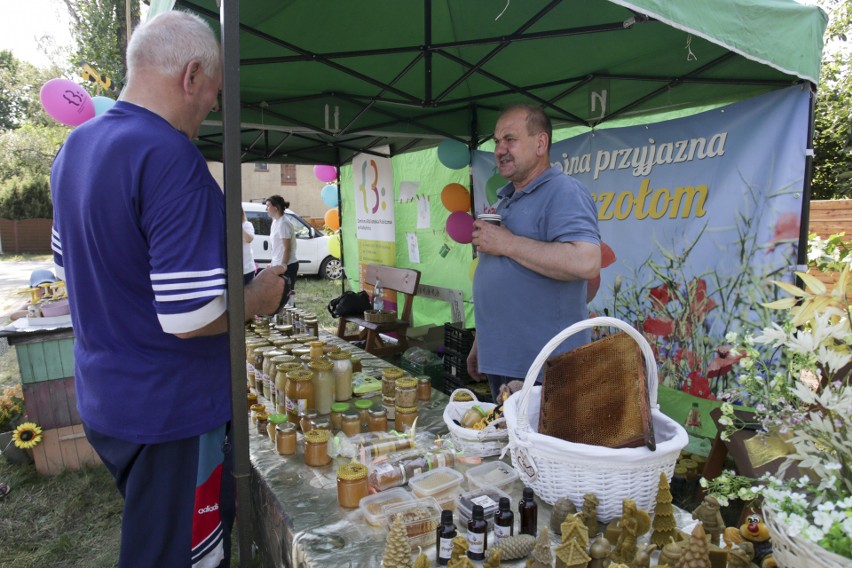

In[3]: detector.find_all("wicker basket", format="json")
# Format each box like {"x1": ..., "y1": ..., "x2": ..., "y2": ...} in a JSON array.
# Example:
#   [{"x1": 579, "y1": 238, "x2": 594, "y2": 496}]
[
  {"x1": 503, "y1": 316, "x2": 688, "y2": 522},
  {"x1": 363, "y1": 309, "x2": 396, "y2": 323},
  {"x1": 443, "y1": 388, "x2": 508, "y2": 458},
  {"x1": 763, "y1": 502, "x2": 851, "y2": 568}
]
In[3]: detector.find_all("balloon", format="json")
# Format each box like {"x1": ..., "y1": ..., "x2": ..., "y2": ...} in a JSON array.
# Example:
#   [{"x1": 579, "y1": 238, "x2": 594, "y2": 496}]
[
  {"x1": 328, "y1": 233, "x2": 341, "y2": 258},
  {"x1": 313, "y1": 165, "x2": 338, "y2": 183},
  {"x1": 324, "y1": 207, "x2": 340, "y2": 231},
  {"x1": 485, "y1": 173, "x2": 508, "y2": 205},
  {"x1": 320, "y1": 184, "x2": 339, "y2": 207},
  {"x1": 441, "y1": 183, "x2": 470, "y2": 212},
  {"x1": 39, "y1": 78, "x2": 94, "y2": 126},
  {"x1": 437, "y1": 139, "x2": 470, "y2": 170},
  {"x1": 446, "y1": 211, "x2": 474, "y2": 244},
  {"x1": 92, "y1": 96, "x2": 116, "y2": 116}
]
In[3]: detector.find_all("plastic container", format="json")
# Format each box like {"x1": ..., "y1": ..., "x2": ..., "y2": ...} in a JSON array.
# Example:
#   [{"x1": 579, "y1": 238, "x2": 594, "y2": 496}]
[
  {"x1": 359, "y1": 487, "x2": 414, "y2": 527},
  {"x1": 408, "y1": 467, "x2": 464, "y2": 500},
  {"x1": 383, "y1": 497, "x2": 442, "y2": 548},
  {"x1": 465, "y1": 460, "x2": 519, "y2": 493},
  {"x1": 455, "y1": 485, "x2": 510, "y2": 530}
]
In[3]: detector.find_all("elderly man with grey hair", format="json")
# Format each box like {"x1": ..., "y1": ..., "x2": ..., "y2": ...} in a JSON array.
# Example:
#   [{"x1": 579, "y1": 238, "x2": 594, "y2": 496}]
[{"x1": 50, "y1": 11, "x2": 285, "y2": 567}]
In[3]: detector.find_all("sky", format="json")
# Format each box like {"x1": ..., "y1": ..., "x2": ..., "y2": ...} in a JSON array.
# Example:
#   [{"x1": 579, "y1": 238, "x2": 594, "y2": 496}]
[{"x1": 0, "y1": 0, "x2": 72, "y2": 67}]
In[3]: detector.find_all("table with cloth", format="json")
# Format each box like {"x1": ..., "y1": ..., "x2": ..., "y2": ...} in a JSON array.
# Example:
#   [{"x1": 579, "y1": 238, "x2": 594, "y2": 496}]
[{"x1": 247, "y1": 330, "x2": 694, "y2": 567}]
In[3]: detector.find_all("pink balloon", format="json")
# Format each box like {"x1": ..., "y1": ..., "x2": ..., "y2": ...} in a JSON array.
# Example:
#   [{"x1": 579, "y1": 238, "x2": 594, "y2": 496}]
[
  {"x1": 39, "y1": 79, "x2": 94, "y2": 126},
  {"x1": 313, "y1": 165, "x2": 338, "y2": 183},
  {"x1": 446, "y1": 211, "x2": 474, "y2": 244}
]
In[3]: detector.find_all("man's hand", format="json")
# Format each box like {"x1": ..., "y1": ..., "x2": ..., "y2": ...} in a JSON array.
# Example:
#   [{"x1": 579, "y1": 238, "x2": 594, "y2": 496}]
[
  {"x1": 471, "y1": 219, "x2": 512, "y2": 257},
  {"x1": 466, "y1": 338, "x2": 485, "y2": 382},
  {"x1": 247, "y1": 265, "x2": 286, "y2": 317}
]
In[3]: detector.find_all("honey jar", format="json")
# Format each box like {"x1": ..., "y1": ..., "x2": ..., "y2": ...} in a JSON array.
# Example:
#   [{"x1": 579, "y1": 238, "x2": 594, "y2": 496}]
[
  {"x1": 394, "y1": 377, "x2": 418, "y2": 408},
  {"x1": 381, "y1": 367, "x2": 404, "y2": 398},
  {"x1": 250, "y1": 403, "x2": 266, "y2": 425},
  {"x1": 337, "y1": 462, "x2": 369, "y2": 508},
  {"x1": 256, "y1": 412, "x2": 270, "y2": 436},
  {"x1": 275, "y1": 422, "x2": 297, "y2": 455},
  {"x1": 354, "y1": 398, "x2": 373, "y2": 432},
  {"x1": 368, "y1": 408, "x2": 388, "y2": 432},
  {"x1": 417, "y1": 376, "x2": 432, "y2": 401},
  {"x1": 299, "y1": 409, "x2": 318, "y2": 433},
  {"x1": 309, "y1": 341, "x2": 325, "y2": 360},
  {"x1": 247, "y1": 392, "x2": 258, "y2": 410},
  {"x1": 304, "y1": 318, "x2": 319, "y2": 338},
  {"x1": 304, "y1": 429, "x2": 332, "y2": 467},
  {"x1": 341, "y1": 412, "x2": 361, "y2": 437},
  {"x1": 394, "y1": 405, "x2": 418, "y2": 432},
  {"x1": 267, "y1": 413, "x2": 287, "y2": 443},
  {"x1": 284, "y1": 369, "x2": 314, "y2": 426},
  {"x1": 330, "y1": 402, "x2": 350, "y2": 432},
  {"x1": 329, "y1": 351, "x2": 354, "y2": 402},
  {"x1": 351, "y1": 357, "x2": 362, "y2": 373}
]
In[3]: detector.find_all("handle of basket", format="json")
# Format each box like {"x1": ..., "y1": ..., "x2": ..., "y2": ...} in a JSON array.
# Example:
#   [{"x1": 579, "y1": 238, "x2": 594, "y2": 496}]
[
  {"x1": 514, "y1": 316, "x2": 659, "y2": 434},
  {"x1": 449, "y1": 388, "x2": 479, "y2": 403}
]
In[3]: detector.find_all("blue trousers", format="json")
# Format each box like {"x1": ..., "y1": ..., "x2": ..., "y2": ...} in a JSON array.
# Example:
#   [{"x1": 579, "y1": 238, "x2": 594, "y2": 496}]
[{"x1": 85, "y1": 423, "x2": 235, "y2": 568}]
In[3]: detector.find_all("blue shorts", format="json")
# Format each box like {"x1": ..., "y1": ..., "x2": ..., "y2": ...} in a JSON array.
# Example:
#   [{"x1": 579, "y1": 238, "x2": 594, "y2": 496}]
[{"x1": 85, "y1": 423, "x2": 234, "y2": 568}]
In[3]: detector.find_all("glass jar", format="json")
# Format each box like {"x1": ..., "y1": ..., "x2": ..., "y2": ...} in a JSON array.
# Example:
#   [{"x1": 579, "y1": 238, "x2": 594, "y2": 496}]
[
  {"x1": 354, "y1": 398, "x2": 373, "y2": 432},
  {"x1": 394, "y1": 377, "x2": 418, "y2": 408},
  {"x1": 262, "y1": 349, "x2": 286, "y2": 378},
  {"x1": 247, "y1": 368, "x2": 257, "y2": 390},
  {"x1": 382, "y1": 396, "x2": 396, "y2": 421},
  {"x1": 291, "y1": 346, "x2": 311, "y2": 362},
  {"x1": 267, "y1": 413, "x2": 287, "y2": 443},
  {"x1": 251, "y1": 345, "x2": 277, "y2": 372},
  {"x1": 304, "y1": 318, "x2": 319, "y2": 338},
  {"x1": 381, "y1": 368, "x2": 404, "y2": 398},
  {"x1": 256, "y1": 412, "x2": 270, "y2": 436},
  {"x1": 299, "y1": 409, "x2": 318, "y2": 434},
  {"x1": 247, "y1": 392, "x2": 258, "y2": 410},
  {"x1": 329, "y1": 351, "x2": 353, "y2": 401},
  {"x1": 309, "y1": 359, "x2": 335, "y2": 415},
  {"x1": 250, "y1": 403, "x2": 266, "y2": 425},
  {"x1": 395, "y1": 405, "x2": 419, "y2": 432},
  {"x1": 337, "y1": 462, "x2": 369, "y2": 508},
  {"x1": 330, "y1": 402, "x2": 350, "y2": 432},
  {"x1": 275, "y1": 325, "x2": 294, "y2": 338},
  {"x1": 417, "y1": 376, "x2": 432, "y2": 401},
  {"x1": 341, "y1": 412, "x2": 361, "y2": 437},
  {"x1": 311, "y1": 417, "x2": 331, "y2": 432},
  {"x1": 275, "y1": 422, "x2": 297, "y2": 456},
  {"x1": 274, "y1": 362, "x2": 303, "y2": 414},
  {"x1": 245, "y1": 338, "x2": 271, "y2": 364},
  {"x1": 284, "y1": 369, "x2": 314, "y2": 426},
  {"x1": 309, "y1": 341, "x2": 325, "y2": 359},
  {"x1": 352, "y1": 357, "x2": 362, "y2": 373},
  {"x1": 368, "y1": 408, "x2": 388, "y2": 432},
  {"x1": 304, "y1": 429, "x2": 332, "y2": 467}
]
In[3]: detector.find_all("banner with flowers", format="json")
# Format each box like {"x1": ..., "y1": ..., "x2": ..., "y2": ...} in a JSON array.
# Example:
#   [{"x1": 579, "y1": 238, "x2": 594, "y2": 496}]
[{"x1": 472, "y1": 86, "x2": 810, "y2": 400}]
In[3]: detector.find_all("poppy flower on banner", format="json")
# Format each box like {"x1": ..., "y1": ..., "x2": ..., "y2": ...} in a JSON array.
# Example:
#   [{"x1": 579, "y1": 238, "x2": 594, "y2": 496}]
[
  {"x1": 649, "y1": 284, "x2": 670, "y2": 309},
  {"x1": 682, "y1": 371, "x2": 713, "y2": 399},
  {"x1": 706, "y1": 345, "x2": 743, "y2": 378},
  {"x1": 643, "y1": 315, "x2": 674, "y2": 337}
]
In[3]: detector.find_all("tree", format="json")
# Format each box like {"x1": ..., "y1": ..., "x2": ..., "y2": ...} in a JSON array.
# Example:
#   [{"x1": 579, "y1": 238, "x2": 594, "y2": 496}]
[
  {"x1": 62, "y1": 0, "x2": 141, "y2": 94},
  {"x1": 812, "y1": 0, "x2": 852, "y2": 200}
]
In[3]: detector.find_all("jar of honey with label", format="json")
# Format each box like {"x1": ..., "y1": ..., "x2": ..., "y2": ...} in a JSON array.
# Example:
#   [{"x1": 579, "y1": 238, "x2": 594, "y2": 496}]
[{"x1": 304, "y1": 429, "x2": 332, "y2": 467}]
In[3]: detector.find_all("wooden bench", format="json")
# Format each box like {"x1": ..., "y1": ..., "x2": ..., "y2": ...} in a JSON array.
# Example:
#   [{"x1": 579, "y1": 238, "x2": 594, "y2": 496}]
[{"x1": 336, "y1": 264, "x2": 421, "y2": 358}]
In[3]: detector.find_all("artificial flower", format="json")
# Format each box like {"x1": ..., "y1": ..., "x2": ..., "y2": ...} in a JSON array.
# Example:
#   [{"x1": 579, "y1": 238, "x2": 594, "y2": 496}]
[{"x1": 12, "y1": 422, "x2": 42, "y2": 449}]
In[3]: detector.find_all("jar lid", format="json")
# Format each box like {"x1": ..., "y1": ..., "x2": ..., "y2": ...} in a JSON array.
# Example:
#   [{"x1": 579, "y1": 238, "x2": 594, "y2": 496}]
[
  {"x1": 291, "y1": 347, "x2": 311, "y2": 356},
  {"x1": 267, "y1": 413, "x2": 287, "y2": 424},
  {"x1": 308, "y1": 359, "x2": 334, "y2": 371},
  {"x1": 331, "y1": 402, "x2": 351, "y2": 413},
  {"x1": 247, "y1": 393, "x2": 258, "y2": 401},
  {"x1": 417, "y1": 376, "x2": 431, "y2": 384},
  {"x1": 270, "y1": 354, "x2": 297, "y2": 364},
  {"x1": 395, "y1": 405, "x2": 418, "y2": 413},
  {"x1": 322, "y1": 345, "x2": 340, "y2": 354},
  {"x1": 337, "y1": 462, "x2": 368, "y2": 480},
  {"x1": 328, "y1": 350, "x2": 352, "y2": 360},
  {"x1": 309, "y1": 341, "x2": 325, "y2": 348},
  {"x1": 276, "y1": 422, "x2": 296, "y2": 433},
  {"x1": 342, "y1": 411, "x2": 360, "y2": 420},
  {"x1": 354, "y1": 399, "x2": 373, "y2": 410},
  {"x1": 264, "y1": 349, "x2": 285, "y2": 359},
  {"x1": 381, "y1": 368, "x2": 405, "y2": 379},
  {"x1": 452, "y1": 391, "x2": 474, "y2": 402},
  {"x1": 256, "y1": 412, "x2": 270, "y2": 421},
  {"x1": 298, "y1": 408, "x2": 318, "y2": 418},
  {"x1": 395, "y1": 377, "x2": 417, "y2": 389},
  {"x1": 369, "y1": 408, "x2": 387, "y2": 417},
  {"x1": 276, "y1": 362, "x2": 303, "y2": 373},
  {"x1": 250, "y1": 403, "x2": 266, "y2": 412},
  {"x1": 253, "y1": 345, "x2": 277, "y2": 353},
  {"x1": 285, "y1": 369, "x2": 313, "y2": 381},
  {"x1": 304, "y1": 429, "x2": 331, "y2": 443}
]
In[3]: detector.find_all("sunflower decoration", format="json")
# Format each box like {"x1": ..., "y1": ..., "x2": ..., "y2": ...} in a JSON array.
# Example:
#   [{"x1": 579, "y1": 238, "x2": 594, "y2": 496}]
[{"x1": 12, "y1": 422, "x2": 43, "y2": 449}]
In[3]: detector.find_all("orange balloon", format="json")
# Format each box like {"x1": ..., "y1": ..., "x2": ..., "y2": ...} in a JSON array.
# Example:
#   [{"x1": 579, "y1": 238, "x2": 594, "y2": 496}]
[
  {"x1": 324, "y1": 207, "x2": 340, "y2": 231},
  {"x1": 441, "y1": 183, "x2": 471, "y2": 212}
]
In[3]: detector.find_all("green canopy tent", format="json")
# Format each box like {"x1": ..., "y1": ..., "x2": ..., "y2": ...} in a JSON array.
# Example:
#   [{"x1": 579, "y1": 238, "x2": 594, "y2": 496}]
[{"x1": 143, "y1": 1, "x2": 826, "y2": 565}]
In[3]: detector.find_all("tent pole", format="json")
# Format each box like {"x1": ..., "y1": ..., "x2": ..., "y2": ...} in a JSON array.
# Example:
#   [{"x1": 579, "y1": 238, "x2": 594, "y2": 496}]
[
  {"x1": 337, "y1": 145, "x2": 347, "y2": 295},
  {"x1": 796, "y1": 84, "x2": 817, "y2": 278},
  {"x1": 220, "y1": 0, "x2": 255, "y2": 566}
]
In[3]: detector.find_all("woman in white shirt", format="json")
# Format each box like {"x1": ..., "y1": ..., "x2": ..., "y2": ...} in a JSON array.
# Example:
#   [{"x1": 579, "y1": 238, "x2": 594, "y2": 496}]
[
  {"x1": 265, "y1": 194, "x2": 299, "y2": 293},
  {"x1": 241, "y1": 208, "x2": 256, "y2": 284}
]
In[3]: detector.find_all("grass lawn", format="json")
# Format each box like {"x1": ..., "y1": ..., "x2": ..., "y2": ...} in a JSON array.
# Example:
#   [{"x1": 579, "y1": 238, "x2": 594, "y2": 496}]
[{"x1": 0, "y1": 273, "x2": 346, "y2": 567}]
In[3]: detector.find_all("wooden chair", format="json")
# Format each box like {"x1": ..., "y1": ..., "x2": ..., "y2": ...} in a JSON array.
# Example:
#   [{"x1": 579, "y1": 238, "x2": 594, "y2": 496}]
[{"x1": 336, "y1": 264, "x2": 421, "y2": 358}]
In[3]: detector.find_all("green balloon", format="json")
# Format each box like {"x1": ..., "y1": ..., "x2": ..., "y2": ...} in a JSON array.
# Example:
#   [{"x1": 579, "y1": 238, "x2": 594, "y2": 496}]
[{"x1": 485, "y1": 174, "x2": 507, "y2": 205}]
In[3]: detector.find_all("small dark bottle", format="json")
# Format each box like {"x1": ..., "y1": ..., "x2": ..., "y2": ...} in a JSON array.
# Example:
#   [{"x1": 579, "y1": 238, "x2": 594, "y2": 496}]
[
  {"x1": 436, "y1": 509, "x2": 456, "y2": 565},
  {"x1": 518, "y1": 486, "x2": 538, "y2": 536},
  {"x1": 467, "y1": 504, "x2": 487, "y2": 561},
  {"x1": 493, "y1": 496, "x2": 514, "y2": 544}
]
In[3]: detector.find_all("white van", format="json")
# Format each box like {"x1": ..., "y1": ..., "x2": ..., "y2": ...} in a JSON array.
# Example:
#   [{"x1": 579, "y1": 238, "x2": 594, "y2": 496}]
[{"x1": 243, "y1": 202, "x2": 342, "y2": 279}]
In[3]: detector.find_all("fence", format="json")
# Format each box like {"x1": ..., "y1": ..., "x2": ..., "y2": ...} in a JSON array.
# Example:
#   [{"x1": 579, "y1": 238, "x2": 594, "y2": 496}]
[{"x1": 0, "y1": 218, "x2": 53, "y2": 255}]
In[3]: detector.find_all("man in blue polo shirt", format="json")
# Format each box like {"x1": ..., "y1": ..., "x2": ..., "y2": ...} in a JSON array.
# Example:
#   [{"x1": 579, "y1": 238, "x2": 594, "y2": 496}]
[
  {"x1": 50, "y1": 11, "x2": 284, "y2": 568},
  {"x1": 468, "y1": 105, "x2": 601, "y2": 400}
]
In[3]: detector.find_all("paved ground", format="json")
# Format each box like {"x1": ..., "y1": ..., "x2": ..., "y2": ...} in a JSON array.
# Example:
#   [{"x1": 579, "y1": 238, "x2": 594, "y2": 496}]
[{"x1": 0, "y1": 258, "x2": 55, "y2": 315}]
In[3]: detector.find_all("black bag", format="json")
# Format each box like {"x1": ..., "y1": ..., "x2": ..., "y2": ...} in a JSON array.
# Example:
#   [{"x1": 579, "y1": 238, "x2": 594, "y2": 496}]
[{"x1": 327, "y1": 290, "x2": 371, "y2": 318}]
